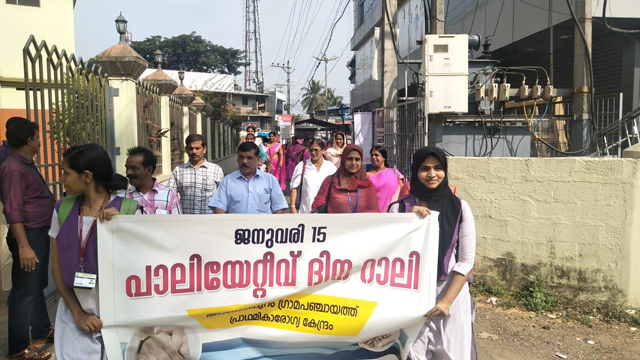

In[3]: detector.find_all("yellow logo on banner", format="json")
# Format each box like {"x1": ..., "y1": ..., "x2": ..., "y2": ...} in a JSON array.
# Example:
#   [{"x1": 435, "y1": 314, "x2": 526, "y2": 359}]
[{"x1": 186, "y1": 293, "x2": 378, "y2": 336}]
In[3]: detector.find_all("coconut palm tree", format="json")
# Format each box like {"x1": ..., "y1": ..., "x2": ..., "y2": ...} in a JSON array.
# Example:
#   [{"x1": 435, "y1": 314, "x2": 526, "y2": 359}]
[
  {"x1": 300, "y1": 79, "x2": 325, "y2": 114},
  {"x1": 324, "y1": 88, "x2": 343, "y2": 107}
]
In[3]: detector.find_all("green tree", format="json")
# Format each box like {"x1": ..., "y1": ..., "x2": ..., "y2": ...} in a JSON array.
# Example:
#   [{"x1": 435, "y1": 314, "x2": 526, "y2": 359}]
[
  {"x1": 300, "y1": 79, "x2": 325, "y2": 114},
  {"x1": 131, "y1": 32, "x2": 248, "y2": 75},
  {"x1": 324, "y1": 87, "x2": 343, "y2": 107}
]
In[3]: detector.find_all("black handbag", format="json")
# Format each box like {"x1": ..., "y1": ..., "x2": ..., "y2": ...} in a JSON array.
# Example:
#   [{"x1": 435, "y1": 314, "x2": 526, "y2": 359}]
[{"x1": 312, "y1": 174, "x2": 335, "y2": 213}]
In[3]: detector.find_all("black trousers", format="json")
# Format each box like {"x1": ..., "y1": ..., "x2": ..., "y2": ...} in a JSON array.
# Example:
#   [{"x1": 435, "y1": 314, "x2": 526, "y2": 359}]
[{"x1": 6, "y1": 227, "x2": 52, "y2": 354}]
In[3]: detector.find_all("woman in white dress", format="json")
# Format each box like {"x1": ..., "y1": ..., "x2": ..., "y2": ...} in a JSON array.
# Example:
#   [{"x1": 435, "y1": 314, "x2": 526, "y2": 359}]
[
  {"x1": 49, "y1": 144, "x2": 139, "y2": 359},
  {"x1": 289, "y1": 139, "x2": 337, "y2": 213},
  {"x1": 388, "y1": 146, "x2": 477, "y2": 360}
]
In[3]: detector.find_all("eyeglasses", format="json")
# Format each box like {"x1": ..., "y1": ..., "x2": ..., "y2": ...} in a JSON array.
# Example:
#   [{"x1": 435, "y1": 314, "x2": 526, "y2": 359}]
[{"x1": 309, "y1": 148, "x2": 322, "y2": 153}]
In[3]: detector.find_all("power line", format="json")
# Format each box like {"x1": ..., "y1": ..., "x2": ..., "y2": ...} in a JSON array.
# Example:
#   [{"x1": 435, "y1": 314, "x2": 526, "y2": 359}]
[
  {"x1": 308, "y1": 0, "x2": 350, "y2": 82},
  {"x1": 382, "y1": 0, "x2": 424, "y2": 80},
  {"x1": 602, "y1": 0, "x2": 640, "y2": 34},
  {"x1": 468, "y1": 0, "x2": 479, "y2": 35},
  {"x1": 273, "y1": 0, "x2": 298, "y2": 62},
  {"x1": 518, "y1": 0, "x2": 569, "y2": 15},
  {"x1": 280, "y1": 0, "x2": 342, "y2": 88},
  {"x1": 288, "y1": 0, "x2": 327, "y2": 73},
  {"x1": 327, "y1": 41, "x2": 350, "y2": 76},
  {"x1": 444, "y1": 0, "x2": 473, "y2": 26},
  {"x1": 282, "y1": 0, "x2": 309, "y2": 63},
  {"x1": 488, "y1": 0, "x2": 506, "y2": 38},
  {"x1": 445, "y1": 0, "x2": 450, "y2": 25},
  {"x1": 275, "y1": 0, "x2": 305, "y2": 84},
  {"x1": 292, "y1": 0, "x2": 350, "y2": 107},
  {"x1": 289, "y1": 0, "x2": 315, "y2": 57},
  {"x1": 522, "y1": 0, "x2": 596, "y2": 156}
]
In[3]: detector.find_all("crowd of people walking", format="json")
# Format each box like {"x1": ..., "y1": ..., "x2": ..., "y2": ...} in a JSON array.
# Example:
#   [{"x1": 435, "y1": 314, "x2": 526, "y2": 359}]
[{"x1": 0, "y1": 117, "x2": 477, "y2": 360}]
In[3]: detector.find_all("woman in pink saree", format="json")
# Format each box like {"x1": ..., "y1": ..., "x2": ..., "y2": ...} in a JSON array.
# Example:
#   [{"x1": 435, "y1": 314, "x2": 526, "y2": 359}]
[
  {"x1": 266, "y1": 131, "x2": 286, "y2": 190},
  {"x1": 324, "y1": 131, "x2": 346, "y2": 168},
  {"x1": 367, "y1": 146, "x2": 405, "y2": 212},
  {"x1": 286, "y1": 136, "x2": 302, "y2": 180}
]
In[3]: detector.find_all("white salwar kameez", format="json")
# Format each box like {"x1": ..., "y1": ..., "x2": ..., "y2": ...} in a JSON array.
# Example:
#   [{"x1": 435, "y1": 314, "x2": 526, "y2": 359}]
[{"x1": 390, "y1": 199, "x2": 478, "y2": 360}]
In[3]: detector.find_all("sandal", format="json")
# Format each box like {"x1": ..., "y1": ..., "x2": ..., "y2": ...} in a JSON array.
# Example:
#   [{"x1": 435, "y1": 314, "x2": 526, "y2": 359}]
[
  {"x1": 32, "y1": 328, "x2": 54, "y2": 345},
  {"x1": 8, "y1": 344, "x2": 52, "y2": 360}
]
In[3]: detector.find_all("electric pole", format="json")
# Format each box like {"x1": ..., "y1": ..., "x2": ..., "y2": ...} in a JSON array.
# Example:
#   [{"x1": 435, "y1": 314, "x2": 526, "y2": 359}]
[
  {"x1": 271, "y1": 61, "x2": 294, "y2": 115},
  {"x1": 313, "y1": 54, "x2": 339, "y2": 121},
  {"x1": 571, "y1": 0, "x2": 592, "y2": 154},
  {"x1": 430, "y1": 0, "x2": 445, "y2": 34}
]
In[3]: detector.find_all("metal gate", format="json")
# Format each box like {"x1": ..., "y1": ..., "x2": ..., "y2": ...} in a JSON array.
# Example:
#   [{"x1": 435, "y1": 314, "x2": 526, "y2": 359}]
[
  {"x1": 383, "y1": 99, "x2": 427, "y2": 176},
  {"x1": 23, "y1": 35, "x2": 110, "y2": 199},
  {"x1": 136, "y1": 80, "x2": 163, "y2": 174},
  {"x1": 169, "y1": 96, "x2": 184, "y2": 169}
]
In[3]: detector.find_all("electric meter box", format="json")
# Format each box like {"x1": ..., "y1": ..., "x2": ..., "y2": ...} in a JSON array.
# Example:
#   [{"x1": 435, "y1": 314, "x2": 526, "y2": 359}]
[
  {"x1": 422, "y1": 34, "x2": 469, "y2": 114},
  {"x1": 425, "y1": 75, "x2": 468, "y2": 114},
  {"x1": 424, "y1": 34, "x2": 469, "y2": 75}
]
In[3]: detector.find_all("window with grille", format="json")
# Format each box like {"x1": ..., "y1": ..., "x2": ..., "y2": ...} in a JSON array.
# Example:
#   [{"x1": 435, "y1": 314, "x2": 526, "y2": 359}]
[{"x1": 6, "y1": 0, "x2": 41, "y2": 7}]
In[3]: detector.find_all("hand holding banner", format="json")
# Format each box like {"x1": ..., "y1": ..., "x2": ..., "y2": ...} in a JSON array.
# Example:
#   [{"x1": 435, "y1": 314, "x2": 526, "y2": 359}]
[{"x1": 98, "y1": 213, "x2": 439, "y2": 360}]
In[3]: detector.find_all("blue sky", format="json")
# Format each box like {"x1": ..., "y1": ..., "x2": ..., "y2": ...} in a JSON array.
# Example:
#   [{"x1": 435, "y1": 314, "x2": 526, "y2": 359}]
[{"x1": 74, "y1": 0, "x2": 353, "y2": 113}]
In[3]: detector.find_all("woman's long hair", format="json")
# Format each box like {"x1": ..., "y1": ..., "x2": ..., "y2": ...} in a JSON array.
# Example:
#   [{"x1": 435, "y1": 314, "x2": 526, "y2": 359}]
[{"x1": 63, "y1": 144, "x2": 128, "y2": 191}]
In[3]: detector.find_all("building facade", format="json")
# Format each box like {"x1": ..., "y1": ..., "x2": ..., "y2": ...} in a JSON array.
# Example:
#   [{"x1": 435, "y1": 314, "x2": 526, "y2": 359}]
[
  {"x1": 350, "y1": 0, "x2": 383, "y2": 112},
  {"x1": 0, "y1": 0, "x2": 77, "y2": 132},
  {"x1": 349, "y1": 0, "x2": 640, "y2": 114}
]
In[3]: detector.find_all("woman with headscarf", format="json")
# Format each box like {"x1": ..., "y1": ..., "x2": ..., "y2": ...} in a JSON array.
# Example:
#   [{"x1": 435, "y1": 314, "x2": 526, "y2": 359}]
[
  {"x1": 388, "y1": 146, "x2": 477, "y2": 360},
  {"x1": 311, "y1": 144, "x2": 379, "y2": 213},
  {"x1": 323, "y1": 131, "x2": 346, "y2": 168},
  {"x1": 366, "y1": 146, "x2": 405, "y2": 212}
]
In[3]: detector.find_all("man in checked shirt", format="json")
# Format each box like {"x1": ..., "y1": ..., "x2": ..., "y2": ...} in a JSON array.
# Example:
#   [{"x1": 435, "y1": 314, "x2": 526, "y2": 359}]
[
  {"x1": 167, "y1": 134, "x2": 224, "y2": 214},
  {"x1": 121, "y1": 146, "x2": 182, "y2": 214}
]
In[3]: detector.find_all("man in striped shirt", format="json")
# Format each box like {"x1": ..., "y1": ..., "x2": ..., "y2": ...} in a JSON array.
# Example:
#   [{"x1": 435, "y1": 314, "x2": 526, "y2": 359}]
[{"x1": 120, "y1": 146, "x2": 182, "y2": 214}]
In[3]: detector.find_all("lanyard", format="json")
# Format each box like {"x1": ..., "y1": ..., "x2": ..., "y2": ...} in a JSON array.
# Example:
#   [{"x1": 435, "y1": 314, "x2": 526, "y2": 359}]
[
  {"x1": 346, "y1": 187, "x2": 359, "y2": 213},
  {"x1": 78, "y1": 194, "x2": 110, "y2": 272}
]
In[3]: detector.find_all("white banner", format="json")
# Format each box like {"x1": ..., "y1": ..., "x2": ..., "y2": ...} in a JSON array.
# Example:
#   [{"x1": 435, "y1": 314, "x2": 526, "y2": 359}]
[
  {"x1": 98, "y1": 213, "x2": 439, "y2": 360},
  {"x1": 354, "y1": 112, "x2": 374, "y2": 164}
]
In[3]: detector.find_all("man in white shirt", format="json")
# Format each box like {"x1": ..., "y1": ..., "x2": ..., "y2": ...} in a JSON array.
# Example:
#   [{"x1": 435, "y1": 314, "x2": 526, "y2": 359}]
[{"x1": 289, "y1": 139, "x2": 337, "y2": 213}]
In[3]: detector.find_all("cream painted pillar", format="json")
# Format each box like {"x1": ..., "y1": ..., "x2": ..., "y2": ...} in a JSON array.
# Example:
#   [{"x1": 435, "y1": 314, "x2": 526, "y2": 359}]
[
  {"x1": 215, "y1": 122, "x2": 221, "y2": 159},
  {"x1": 160, "y1": 96, "x2": 172, "y2": 176},
  {"x1": 109, "y1": 77, "x2": 139, "y2": 173},
  {"x1": 196, "y1": 113, "x2": 203, "y2": 135},
  {"x1": 205, "y1": 116, "x2": 212, "y2": 161},
  {"x1": 182, "y1": 106, "x2": 190, "y2": 163}
]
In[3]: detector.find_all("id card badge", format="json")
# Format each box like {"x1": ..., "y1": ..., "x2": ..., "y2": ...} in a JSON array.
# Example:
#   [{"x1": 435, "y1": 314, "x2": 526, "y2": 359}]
[{"x1": 74, "y1": 272, "x2": 97, "y2": 288}]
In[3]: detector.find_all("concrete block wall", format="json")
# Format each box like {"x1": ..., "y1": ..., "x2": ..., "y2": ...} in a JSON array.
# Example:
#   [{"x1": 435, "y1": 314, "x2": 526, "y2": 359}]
[{"x1": 448, "y1": 157, "x2": 640, "y2": 306}]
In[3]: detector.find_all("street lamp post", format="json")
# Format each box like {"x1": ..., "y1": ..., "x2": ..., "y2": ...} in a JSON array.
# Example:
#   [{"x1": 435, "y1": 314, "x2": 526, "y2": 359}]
[
  {"x1": 154, "y1": 49, "x2": 163, "y2": 70},
  {"x1": 115, "y1": 12, "x2": 128, "y2": 44}
]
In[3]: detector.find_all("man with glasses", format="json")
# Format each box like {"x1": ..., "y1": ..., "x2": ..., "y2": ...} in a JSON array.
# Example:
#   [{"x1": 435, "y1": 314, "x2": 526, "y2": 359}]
[{"x1": 290, "y1": 139, "x2": 336, "y2": 213}]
